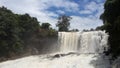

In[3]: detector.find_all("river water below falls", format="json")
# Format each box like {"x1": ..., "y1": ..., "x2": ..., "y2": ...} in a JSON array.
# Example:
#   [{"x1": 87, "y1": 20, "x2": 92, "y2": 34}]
[{"x1": 0, "y1": 53, "x2": 110, "y2": 68}]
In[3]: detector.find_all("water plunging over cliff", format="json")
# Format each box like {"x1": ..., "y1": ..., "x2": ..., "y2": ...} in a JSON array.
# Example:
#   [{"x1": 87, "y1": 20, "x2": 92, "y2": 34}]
[{"x1": 58, "y1": 31, "x2": 108, "y2": 53}]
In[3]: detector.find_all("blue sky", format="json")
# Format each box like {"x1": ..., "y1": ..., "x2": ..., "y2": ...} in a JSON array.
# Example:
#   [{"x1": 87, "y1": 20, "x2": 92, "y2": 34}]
[{"x1": 0, "y1": 0, "x2": 105, "y2": 30}]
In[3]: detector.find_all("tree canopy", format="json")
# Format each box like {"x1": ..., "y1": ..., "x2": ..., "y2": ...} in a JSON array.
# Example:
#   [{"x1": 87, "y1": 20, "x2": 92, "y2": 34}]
[
  {"x1": 0, "y1": 6, "x2": 57, "y2": 60},
  {"x1": 41, "y1": 23, "x2": 51, "y2": 30},
  {"x1": 56, "y1": 15, "x2": 72, "y2": 31},
  {"x1": 100, "y1": 0, "x2": 120, "y2": 59},
  {"x1": 0, "y1": 6, "x2": 40, "y2": 57}
]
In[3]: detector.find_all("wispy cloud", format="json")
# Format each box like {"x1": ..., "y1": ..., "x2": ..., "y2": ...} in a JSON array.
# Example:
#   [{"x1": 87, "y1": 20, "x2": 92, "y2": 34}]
[
  {"x1": 70, "y1": 16, "x2": 103, "y2": 30},
  {"x1": 41, "y1": 0, "x2": 79, "y2": 12},
  {"x1": 56, "y1": 10, "x2": 65, "y2": 14},
  {"x1": 79, "y1": 10, "x2": 92, "y2": 14},
  {"x1": 80, "y1": 1, "x2": 100, "y2": 15}
]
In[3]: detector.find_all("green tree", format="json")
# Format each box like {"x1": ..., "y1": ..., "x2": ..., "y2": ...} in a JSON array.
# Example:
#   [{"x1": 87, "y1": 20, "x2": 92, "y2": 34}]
[
  {"x1": 56, "y1": 15, "x2": 72, "y2": 31},
  {"x1": 0, "y1": 6, "x2": 22, "y2": 57},
  {"x1": 0, "y1": 6, "x2": 40, "y2": 58},
  {"x1": 0, "y1": 6, "x2": 57, "y2": 60},
  {"x1": 41, "y1": 23, "x2": 51, "y2": 30},
  {"x1": 101, "y1": 0, "x2": 120, "y2": 58}
]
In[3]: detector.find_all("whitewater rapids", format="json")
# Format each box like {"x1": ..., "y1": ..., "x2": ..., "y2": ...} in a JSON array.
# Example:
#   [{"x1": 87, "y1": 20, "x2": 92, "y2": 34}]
[{"x1": 0, "y1": 53, "x2": 110, "y2": 68}]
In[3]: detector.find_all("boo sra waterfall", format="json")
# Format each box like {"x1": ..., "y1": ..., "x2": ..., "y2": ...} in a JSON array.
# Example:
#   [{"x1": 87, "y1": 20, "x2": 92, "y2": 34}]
[
  {"x1": 58, "y1": 31, "x2": 108, "y2": 53},
  {"x1": 0, "y1": 31, "x2": 111, "y2": 68}
]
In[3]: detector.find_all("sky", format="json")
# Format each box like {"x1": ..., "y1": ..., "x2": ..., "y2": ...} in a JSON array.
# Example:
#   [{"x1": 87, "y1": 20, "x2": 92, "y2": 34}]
[{"x1": 0, "y1": 0, "x2": 105, "y2": 30}]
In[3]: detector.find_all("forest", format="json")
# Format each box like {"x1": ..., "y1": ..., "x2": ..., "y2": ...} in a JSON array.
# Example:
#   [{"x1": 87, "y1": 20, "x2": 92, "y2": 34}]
[{"x1": 0, "y1": 6, "x2": 57, "y2": 61}]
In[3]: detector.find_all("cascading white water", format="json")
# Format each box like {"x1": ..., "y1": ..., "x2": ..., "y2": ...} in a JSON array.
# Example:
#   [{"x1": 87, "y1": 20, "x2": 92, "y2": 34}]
[
  {"x1": 58, "y1": 32, "x2": 80, "y2": 52},
  {"x1": 0, "y1": 31, "x2": 111, "y2": 68},
  {"x1": 59, "y1": 31, "x2": 108, "y2": 53}
]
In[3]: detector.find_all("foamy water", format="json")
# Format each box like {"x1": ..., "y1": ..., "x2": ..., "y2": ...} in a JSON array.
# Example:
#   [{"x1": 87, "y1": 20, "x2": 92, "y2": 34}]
[{"x1": 0, "y1": 54, "x2": 110, "y2": 68}]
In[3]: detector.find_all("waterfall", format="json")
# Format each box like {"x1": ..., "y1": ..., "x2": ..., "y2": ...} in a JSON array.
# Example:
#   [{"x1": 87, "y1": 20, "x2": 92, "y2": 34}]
[
  {"x1": 0, "y1": 31, "x2": 111, "y2": 68},
  {"x1": 58, "y1": 32, "x2": 80, "y2": 52},
  {"x1": 58, "y1": 31, "x2": 108, "y2": 53}
]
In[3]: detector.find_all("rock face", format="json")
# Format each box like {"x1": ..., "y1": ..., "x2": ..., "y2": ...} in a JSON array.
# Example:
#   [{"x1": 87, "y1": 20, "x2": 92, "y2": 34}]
[{"x1": 112, "y1": 57, "x2": 120, "y2": 68}]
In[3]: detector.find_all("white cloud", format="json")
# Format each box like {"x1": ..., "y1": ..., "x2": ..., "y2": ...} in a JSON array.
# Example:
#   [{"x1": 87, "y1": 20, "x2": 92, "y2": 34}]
[
  {"x1": 78, "y1": 1, "x2": 104, "y2": 30},
  {"x1": 80, "y1": 1, "x2": 100, "y2": 15},
  {"x1": 79, "y1": 10, "x2": 92, "y2": 14},
  {"x1": 56, "y1": 10, "x2": 65, "y2": 14},
  {"x1": 95, "y1": 3, "x2": 104, "y2": 18},
  {"x1": 86, "y1": 2, "x2": 98, "y2": 12},
  {"x1": 41, "y1": 0, "x2": 79, "y2": 12},
  {"x1": 0, "y1": 0, "x2": 104, "y2": 30},
  {"x1": 70, "y1": 16, "x2": 103, "y2": 30}
]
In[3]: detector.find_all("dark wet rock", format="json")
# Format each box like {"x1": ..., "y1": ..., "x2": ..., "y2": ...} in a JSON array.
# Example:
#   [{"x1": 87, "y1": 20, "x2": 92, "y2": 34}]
[
  {"x1": 112, "y1": 57, "x2": 120, "y2": 68},
  {"x1": 52, "y1": 52, "x2": 78, "y2": 58},
  {"x1": 53, "y1": 54, "x2": 61, "y2": 58}
]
